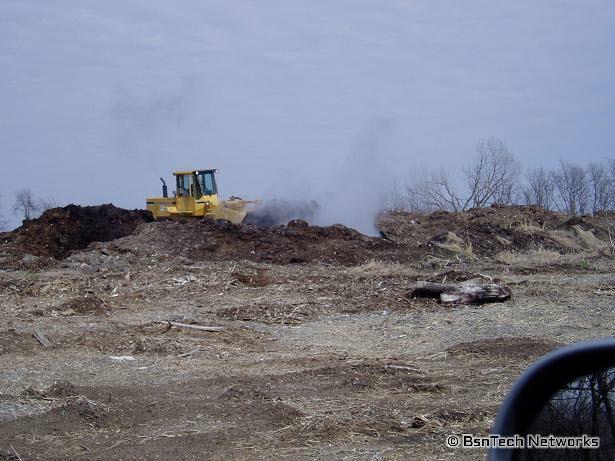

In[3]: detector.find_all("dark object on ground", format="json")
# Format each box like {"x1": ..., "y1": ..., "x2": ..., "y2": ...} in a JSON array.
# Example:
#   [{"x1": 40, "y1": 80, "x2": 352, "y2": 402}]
[
  {"x1": 408, "y1": 280, "x2": 511, "y2": 305},
  {"x1": 489, "y1": 339, "x2": 615, "y2": 461}
]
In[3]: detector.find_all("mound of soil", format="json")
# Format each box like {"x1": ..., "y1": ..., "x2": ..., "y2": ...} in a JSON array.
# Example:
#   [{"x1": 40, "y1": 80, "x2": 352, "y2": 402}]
[
  {"x1": 5, "y1": 204, "x2": 153, "y2": 259},
  {"x1": 58, "y1": 398, "x2": 107, "y2": 426},
  {"x1": 130, "y1": 337, "x2": 187, "y2": 355},
  {"x1": 60, "y1": 296, "x2": 107, "y2": 315},
  {"x1": 555, "y1": 215, "x2": 609, "y2": 237},
  {"x1": 108, "y1": 219, "x2": 402, "y2": 266},
  {"x1": 4, "y1": 203, "x2": 612, "y2": 266},
  {"x1": 22, "y1": 381, "x2": 78, "y2": 400},
  {"x1": 45, "y1": 381, "x2": 79, "y2": 397},
  {"x1": 230, "y1": 269, "x2": 272, "y2": 287},
  {"x1": 379, "y1": 205, "x2": 614, "y2": 257},
  {"x1": 447, "y1": 337, "x2": 562, "y2": 360}
]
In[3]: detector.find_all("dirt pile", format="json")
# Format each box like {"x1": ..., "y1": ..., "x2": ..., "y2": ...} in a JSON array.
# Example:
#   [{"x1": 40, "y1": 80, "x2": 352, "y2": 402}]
[
  {"x1": 60, "y1": 296, "x2": 108, "y2": 315},
  {"x1": 108, "y1": 219, "x2": 401, "y2": 265},
  {"x1": 58, "y1": 398, "x2": 108, "y2": 427},
  {"x1": 22, "y1": 381, "x2": 79, "y2": 399},
  {"x1": 379, "y1": 205, "x2": 615, "y2": 257},
  {"x1": 3, "y1": 204, "x2": 153, "y2": 259},
  {"x1": 3, "y1": 203, "x2": 612, "y2": 266},
  {"x1": 448, "y1": 337, "x2": 562, "y2": 360}
]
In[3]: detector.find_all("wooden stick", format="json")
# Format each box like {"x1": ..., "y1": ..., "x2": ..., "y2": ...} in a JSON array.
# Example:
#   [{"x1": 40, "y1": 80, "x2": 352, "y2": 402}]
[
  {"x1": 177, "y1": 348, "x2": 201, "y2": 358},
  {"x1": 9, "y1": 444, "x2": 23, "y2": 461},
  {"x1": 33, "y1": 329, "x2": 52, "y2": 347},
  {"x1": 167, "y1": 321, "x2": 223, "y2": 332}
]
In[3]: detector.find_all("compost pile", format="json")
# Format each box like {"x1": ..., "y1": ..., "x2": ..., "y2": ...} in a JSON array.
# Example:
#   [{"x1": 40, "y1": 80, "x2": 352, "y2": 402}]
[
  {"x1": 107, "y1": 218, "x2": 401, "y2": 266},
  {"x1": 2, "y1": 204, "x2": 153, "y2": 259},
  {"x1": 2, "y1": 203, "x2": 613, "y2": 265}
]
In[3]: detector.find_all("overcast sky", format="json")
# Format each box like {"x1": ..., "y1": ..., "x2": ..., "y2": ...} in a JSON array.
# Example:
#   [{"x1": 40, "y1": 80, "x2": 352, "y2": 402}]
[{"x1": 1, "y1": 1, "x2": 614, "y2": 231}]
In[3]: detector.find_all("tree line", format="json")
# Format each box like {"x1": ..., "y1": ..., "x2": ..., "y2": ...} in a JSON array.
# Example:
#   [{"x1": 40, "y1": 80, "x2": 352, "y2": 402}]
[{"x1": 385, "y1": 137, "x2": 615, "y2": 216}]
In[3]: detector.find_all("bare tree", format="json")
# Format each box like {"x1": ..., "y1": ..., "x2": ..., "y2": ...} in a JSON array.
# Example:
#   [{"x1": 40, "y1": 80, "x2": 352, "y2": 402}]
[
  {"x1": 523, "y1": 167, "x2": 556, "y2": 210},
  {"x1": 587, "y1": 162, "x2": 612, "y2": 214},
  {"x1": 609, "y1": 158, "x2": 615, "y2": 210},
  {"x1": 553, "y1": 161, "x2": 589, "y2": 215},
  {"x1": 13, "y1": 189, "x2": 59, "y2": 222},
  {"x1": 403, "y1": 138, "x2": 521, "y2": 213},
  {"x1": 13, "y1": 189, "x2": 41, "y2": 221},
  {"x1": 464, "y1": 138, "x2": 521, "y2": 209},
  {"x1": 14, "y1": 189, "x2": 39, "y2": 220},
  {"x1": 383, "y1": 178, "x2": 410, "y2": 212},
  {"x1": 406, "y1": 168, "x2": 464, "y2": 212}
]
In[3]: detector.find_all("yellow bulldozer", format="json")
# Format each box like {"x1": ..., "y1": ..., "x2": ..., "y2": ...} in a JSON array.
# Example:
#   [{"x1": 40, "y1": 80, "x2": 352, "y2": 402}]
[{"x1": 146, "y1": 169, "x2": 258, "y2": 224}]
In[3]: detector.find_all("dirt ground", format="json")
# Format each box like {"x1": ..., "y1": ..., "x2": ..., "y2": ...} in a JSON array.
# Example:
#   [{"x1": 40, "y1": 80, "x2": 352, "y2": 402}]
[{"x1": 1, "y1": 205, "x2": 614, "y2": 460}]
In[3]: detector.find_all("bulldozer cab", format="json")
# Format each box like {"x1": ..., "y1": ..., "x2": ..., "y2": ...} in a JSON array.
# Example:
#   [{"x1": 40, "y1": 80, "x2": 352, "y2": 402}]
[
  {"x1": 174, "y1": 170, "x2": 218, "y2": 213},
  {"x1": 175, "y1": 170, "x2": 217, "y2": 198}
]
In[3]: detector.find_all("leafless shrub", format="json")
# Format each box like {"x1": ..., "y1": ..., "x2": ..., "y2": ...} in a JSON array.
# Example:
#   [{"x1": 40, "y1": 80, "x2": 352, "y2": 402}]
[
  {"x1": 464, "y1": 138, "x2": 521, "y2": 208},
  {"x1": 587, "y1": 162, "x2": 612, "y2": 214},
  {"x1": 14, "y1": 189, "x2": 40, "y2": 220},
  {"x1": 552, "y1": 161, "x2": 589, "y2": 215},
  {"x1": 523, "y1": 167, "x2": 556, "y2": 210},
  {"x1": 13, "y1": 189, "x2": 59, "y2": 221},
  {"x1": 405, "y1": 168, "x2": 464, "y2": 212}
]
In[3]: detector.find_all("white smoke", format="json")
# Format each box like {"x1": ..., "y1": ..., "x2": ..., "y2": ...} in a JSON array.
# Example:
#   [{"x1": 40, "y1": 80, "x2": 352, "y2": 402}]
[{"x1": 311, "y1": 118, "x2": 397, "y2": 235}]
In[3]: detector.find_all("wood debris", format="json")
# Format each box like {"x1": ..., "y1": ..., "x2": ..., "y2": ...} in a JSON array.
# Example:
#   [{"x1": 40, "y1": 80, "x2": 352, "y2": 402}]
[
  {"x1": 33, "y1": 329, "x2": 52, "y2": 348},
  {"x1": 408, "y1": 280, "x2": 511, "y2": 305},
  {"x1": 166, "y1": 321, "x2": 224, "y2": 332}
]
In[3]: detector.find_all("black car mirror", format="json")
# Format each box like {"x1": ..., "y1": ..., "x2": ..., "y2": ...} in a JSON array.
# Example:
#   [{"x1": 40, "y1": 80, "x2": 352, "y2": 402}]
[{"x1": 488, "y1": 338, "x2": 615, "y2": 461}]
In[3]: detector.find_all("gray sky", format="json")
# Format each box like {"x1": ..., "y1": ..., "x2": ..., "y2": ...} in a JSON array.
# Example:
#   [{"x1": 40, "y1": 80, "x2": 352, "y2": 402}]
[{"x1": 1, "y1": 1, "x2": 614, "y2": 231}]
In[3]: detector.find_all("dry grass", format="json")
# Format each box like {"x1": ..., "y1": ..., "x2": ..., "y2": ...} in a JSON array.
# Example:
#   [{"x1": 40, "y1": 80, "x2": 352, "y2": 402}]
[
  {"x1": 434, "y1": 232, "x2": 477, "y2": 261},
  {"x1": 545, "y1": 227, "x2": 611, "y2": 256},
  {"x1": 495, "y1": 247, "x2": 591, "y2": 267},
  {"x1": 572, "y1": 225, "x2": 611, "y2": 255},
  {"x1": 347, "y1": 260, "x2": 417, "y2": 277},
  {"x1": 546, "y1": 230, "x2": 582, "y2": 252},
  {"x1": 608, "y1": 224, "x2": 615, "y2": 255},
  {"x1": 231, "y1": 269, "x2": 272, "y2": 287},
  {"x1": 515, "y1": 218, "x2": 545, "y2": 234}
]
